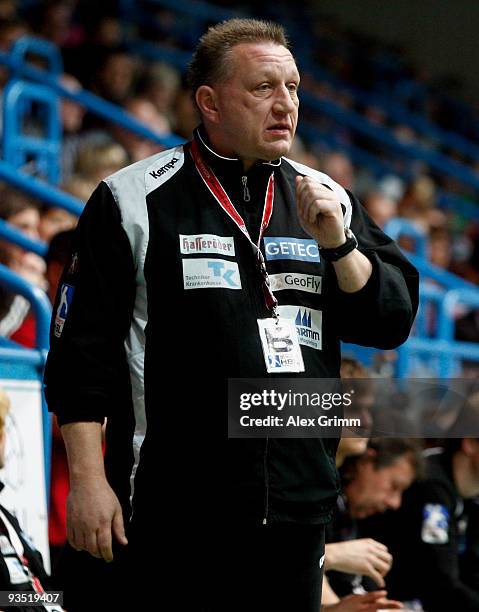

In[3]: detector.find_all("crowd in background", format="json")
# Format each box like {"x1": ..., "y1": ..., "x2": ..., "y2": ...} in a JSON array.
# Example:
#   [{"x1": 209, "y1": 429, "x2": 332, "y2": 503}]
[{"x1": 0, "y1": 1, "x2": 477, "y2": 609}]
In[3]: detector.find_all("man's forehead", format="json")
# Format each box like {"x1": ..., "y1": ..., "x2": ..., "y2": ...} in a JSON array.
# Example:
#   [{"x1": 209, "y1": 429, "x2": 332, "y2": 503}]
[{"x1": 231, "y1": 42, "x2": 297, "y2": 69}]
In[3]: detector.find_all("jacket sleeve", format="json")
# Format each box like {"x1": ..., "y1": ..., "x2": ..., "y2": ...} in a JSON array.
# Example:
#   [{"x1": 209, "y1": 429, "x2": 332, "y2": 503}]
[
  {"x1": 331, "y1": 190, "x2": 419, "y2": 349},
  {"x1": 408, "y1": 480, "x2": 479, "y2": 611},
  {"x1": 460, "y1": 499, "x2": 479, "y2": 591},
  {"x1": 43, "y1": 181, "x2": 136, "y2": 426}
]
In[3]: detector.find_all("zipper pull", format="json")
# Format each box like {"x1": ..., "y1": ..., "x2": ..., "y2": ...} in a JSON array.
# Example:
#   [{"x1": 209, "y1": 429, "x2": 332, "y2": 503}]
[
  {"x1": 263, "y1": 517, "x2": 268, "y2": 525},
  {"x1": 242, "y1": 176, "x2": 251, "y2": 202}
]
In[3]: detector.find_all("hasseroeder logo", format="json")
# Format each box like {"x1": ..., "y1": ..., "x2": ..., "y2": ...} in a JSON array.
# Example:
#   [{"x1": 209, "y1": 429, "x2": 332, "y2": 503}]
[
  {"x1": 180, "y1": 234, "x2": 235, "y2": 257},
  {"x1": 264, "y1": 237, "x2": 320, "y2": 262},
  {"x1": 269, "y1": 273, "x2": 321, "y2": 294},
  {"x1": 276, "y1": 305, "x2": 322, "y2": 350},
  {"x1": 183, "y1": 258, "x2": 241, "y2": 290}
]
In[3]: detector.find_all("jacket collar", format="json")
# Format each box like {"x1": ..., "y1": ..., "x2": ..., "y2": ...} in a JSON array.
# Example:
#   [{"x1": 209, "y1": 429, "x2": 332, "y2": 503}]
[{"x1": 193, "y1": 125, "x2": 282, "y2": 176}]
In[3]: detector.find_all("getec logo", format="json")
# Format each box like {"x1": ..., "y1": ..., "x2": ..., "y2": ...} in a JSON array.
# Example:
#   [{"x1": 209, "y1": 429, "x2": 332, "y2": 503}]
[
  {"x1": 277, "y1": 305, "x2": 322, "y2": 350},
  {"x1": 264, "y1": 237, "x2": 320, "y2": 262}
]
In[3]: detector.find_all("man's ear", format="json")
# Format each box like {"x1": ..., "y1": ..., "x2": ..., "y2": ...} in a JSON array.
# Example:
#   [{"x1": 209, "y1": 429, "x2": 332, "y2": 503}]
[{"x1": 195, "y1": 85, "x2": 219, "y2": 123}]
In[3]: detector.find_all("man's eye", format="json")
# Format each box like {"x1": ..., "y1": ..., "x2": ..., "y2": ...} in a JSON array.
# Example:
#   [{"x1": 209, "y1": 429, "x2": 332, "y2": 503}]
[
  {"x1": 257, "y1": 83, "x2": 271, "y2": 92},
  {"x1": 288, "y1": 83, "x2": 298, "y2": 93}
]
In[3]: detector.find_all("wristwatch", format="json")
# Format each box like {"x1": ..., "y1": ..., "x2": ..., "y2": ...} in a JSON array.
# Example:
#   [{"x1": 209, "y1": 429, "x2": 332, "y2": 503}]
[{"x1": 318, "y1": 227, "x2": 358, "y2": 262}]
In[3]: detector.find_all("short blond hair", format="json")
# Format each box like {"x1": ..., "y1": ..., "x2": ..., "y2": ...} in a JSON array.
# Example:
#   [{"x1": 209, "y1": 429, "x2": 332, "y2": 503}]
[{"x1": 187, "y1": 18, "x2": 290, "y2": 96}]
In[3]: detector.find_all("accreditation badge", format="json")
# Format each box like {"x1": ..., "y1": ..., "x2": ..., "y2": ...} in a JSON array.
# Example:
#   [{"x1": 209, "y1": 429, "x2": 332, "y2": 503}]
[{"x1": 257, "y1": 317, "x2": 305, "y2": 373}]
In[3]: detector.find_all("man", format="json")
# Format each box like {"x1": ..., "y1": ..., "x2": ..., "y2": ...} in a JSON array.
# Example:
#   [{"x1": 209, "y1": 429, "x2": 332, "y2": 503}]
[
  {"x1": 325, "y1": 438, "x2": 421, "y2": 603},
  {"x1": 44, "y1": 18, "x2": 418, "y2": 611},
  {"x1": 367, "y1": 437, "x2": 479, "y2": 611}
]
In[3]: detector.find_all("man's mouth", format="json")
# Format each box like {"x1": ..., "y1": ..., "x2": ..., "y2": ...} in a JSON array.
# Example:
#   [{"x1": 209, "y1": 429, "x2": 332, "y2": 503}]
[{"x1": 267, "y1": 124, "x2": 290, "y2": 133}]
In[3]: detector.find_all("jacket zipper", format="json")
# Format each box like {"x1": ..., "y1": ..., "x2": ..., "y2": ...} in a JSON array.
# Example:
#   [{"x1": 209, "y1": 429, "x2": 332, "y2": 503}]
[
  {"x1": 263, "y1": 437, "x2": 270, "y2": 525},
  {"x1": 242, "y1": 175, "x2": 251, "y2": 202}
]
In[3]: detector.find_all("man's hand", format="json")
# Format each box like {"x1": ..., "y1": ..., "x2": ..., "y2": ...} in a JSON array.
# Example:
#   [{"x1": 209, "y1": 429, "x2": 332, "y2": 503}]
[
  {"x1": 325, "y1": 539, "x2": 393, "y2": 587},
  {"x1": 295, "y1": 176, "x2": 346, "y2": 248},
  {"x1": 67, "y1": 477, "x2": 127, "y2": 562},
  {"x1": 61, "y1": 422, "x2": 128, "y2": 562},
  {"x1": 322, "y1": 591, "x2": 403, "y2": 611}
]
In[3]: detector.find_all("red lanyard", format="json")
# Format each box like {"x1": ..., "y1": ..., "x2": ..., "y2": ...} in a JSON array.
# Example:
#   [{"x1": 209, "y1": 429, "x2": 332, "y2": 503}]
[{"x1": 190, "y1": 139, "x2": 278, "y2": 314}]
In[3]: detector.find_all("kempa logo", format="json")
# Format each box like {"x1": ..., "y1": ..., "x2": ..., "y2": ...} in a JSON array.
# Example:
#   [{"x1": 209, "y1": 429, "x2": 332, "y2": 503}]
[
  {"x1": 269, "y1": 273, "x2": 321, "y2": 294},
  {"x1": 149, "y1": 157, "x2": 179, "y2": 179},
  {"x1": 277, "y1": 305, "x2": 322, "y2": 350}
]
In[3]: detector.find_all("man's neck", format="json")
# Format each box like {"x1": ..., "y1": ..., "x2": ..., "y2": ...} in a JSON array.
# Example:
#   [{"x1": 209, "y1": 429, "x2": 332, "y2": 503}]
[{"x1": 201, "y1": 127, "x2": 257, "y2": 172}]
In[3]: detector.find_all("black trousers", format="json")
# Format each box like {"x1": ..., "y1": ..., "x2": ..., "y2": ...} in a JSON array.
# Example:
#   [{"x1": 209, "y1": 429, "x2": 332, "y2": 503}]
[{"x1": 125, "y1": 519, "x2": 326, "y2": 612}]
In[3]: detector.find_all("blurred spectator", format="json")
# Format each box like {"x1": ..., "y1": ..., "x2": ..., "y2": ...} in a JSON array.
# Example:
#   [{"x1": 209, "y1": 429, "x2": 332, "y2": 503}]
[
  {"x1": 62, "y1": 174, "x2": 95, "y2": 203},
  {"x1": 74, "y1": 141, "x2": 128, "y2": 183},
  {"x1": 0, "y1": 0, "x2": 16, "y2": 20},
  {"x1": 399, "y1": 175, "x2": 447, "y2": 231},
  {"x1": 428, "y1": 226, "x2": 452, "y2": 269},
  {"x1": 321, "y1": 151, "x2": 355, "y2": 191},
  {"x1": 38, "y1": 203, "x2": 77, "y2": 244},
  {"x1": 0, "y1": 187, "x2": 45, "y2": 348},
  {"x1": 33, "y1": 0, "x2": 82, "y2": 48},
  {"x1": 90, "y1": 47, "x2": 136, "y2": 105},
  {"x1": 173, "y1": 77, "x2": 198, "y2": 140},
  {"x1": 287, "y1": 135, "x2": 321, "y2": 170},
  {"x1": 110, "y1": 98, "x2": 168, "y2": 163},
  {"x1": 135, "y1": 61, "x2": 181, "y2": 129},
  {"x1": 364, "y1": 192, "x2": 398, "y2": 229},
  {"x1": 0, "y1": 18, "x2": 30, "y2": 89},
  {"x1": 60, "y1": 73, "x2": 87, "y2": 180}
]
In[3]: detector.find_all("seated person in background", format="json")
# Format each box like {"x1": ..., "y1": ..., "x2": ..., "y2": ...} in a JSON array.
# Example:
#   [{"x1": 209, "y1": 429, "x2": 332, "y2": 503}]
[
  {"x1": 0, "y1": 186, "x2": 46, "y2": 347},
  {"x1": 325, "y1": 438, "x2": 422, "y2": 606},
  {"x1": 321, "y1": 360, "x2": 406, "y2": 611},
  {"x1": 0, "y1": 387, "x2": 64, "y2": 611},
  {"x1": 363, "y1": 397, "x2": 479, "y2": 611}
]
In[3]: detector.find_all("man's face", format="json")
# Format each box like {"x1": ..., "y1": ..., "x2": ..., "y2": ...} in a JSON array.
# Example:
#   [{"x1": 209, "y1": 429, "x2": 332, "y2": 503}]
[
  {"x1": 345, "y1": 455, "x2": 416, "y2": 519},
  {"x1": 211, "y1": 42, "x2": 300, "y2": 164}
]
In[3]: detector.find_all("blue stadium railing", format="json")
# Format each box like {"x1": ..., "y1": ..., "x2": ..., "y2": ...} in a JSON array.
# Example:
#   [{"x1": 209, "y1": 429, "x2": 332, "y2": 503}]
[{"x1": 343, "y1": 219, "x2": 479, "y2": 377}]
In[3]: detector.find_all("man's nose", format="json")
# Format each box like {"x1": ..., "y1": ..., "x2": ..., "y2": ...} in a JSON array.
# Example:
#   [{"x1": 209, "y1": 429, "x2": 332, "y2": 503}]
[
  {"x1": 386, "y1": 492, "x2": 402, "y2": 510},
  {"x1": 272, "y1": 85, "x2": 296, "y2": 114}
]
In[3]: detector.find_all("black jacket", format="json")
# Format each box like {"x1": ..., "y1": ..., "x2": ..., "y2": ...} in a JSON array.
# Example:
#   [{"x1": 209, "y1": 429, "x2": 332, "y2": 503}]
[
  {"x1": 361, "y1": 449, "x2": 479, "y2": 611},
  {"x1": 44, "y1": 127, "x2": 418, "y2": 526}
]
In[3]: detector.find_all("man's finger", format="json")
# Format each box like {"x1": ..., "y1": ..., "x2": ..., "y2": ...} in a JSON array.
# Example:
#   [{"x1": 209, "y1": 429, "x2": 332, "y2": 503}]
[
  {"x1": 97, "y1": 525, "x2": 114, "y2": 562},
  {"x1": 375, "y1": 599, "x2": 403, "y2": 610},
  {"x1": 366, "y1": 564, "x2": 386, "y2": 587},
  {"x1": 84, "y1": 530, "x2": 101, "y2": 559},
  {"x1": 372, "y1": 555, "x2": 392, "y2": 576},
  {"x1": 112, "y1": 509, "x2": 128, "y2": 546}
]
